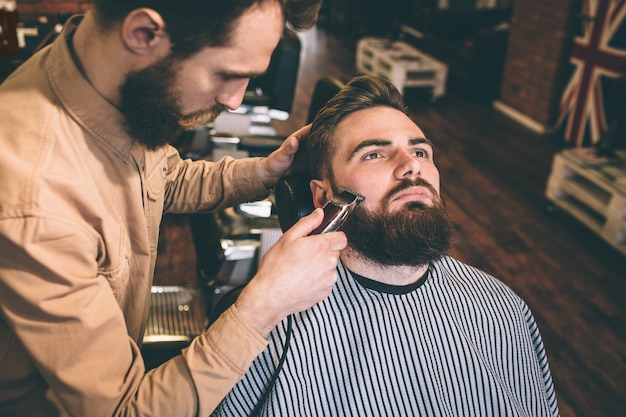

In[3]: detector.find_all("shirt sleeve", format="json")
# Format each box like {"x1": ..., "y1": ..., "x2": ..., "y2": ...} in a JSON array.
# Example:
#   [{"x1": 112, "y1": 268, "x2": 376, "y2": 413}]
[
  {"x1": 181, "y1": 306, "x2": 269, "y2": 416},
  {"x1": 0, "y1": 215, "x2": 267, "y2": 417},
  {"x1": 162, "y1": 146, "x2": 271, "y2": 214}
]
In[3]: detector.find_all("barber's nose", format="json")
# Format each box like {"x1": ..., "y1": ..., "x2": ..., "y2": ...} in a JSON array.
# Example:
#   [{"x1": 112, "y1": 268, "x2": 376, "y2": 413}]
[
  {"x1": 216, "y1": 79, "x2": 250, "y2": 110},
  {"x1": 394, "y1": 149, "x2": 421, "y2": 179}
]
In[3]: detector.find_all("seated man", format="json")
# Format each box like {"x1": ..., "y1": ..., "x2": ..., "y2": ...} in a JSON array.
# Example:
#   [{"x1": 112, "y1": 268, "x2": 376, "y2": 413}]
[{"x1": 214, "y1": 75, "x2": 560, "y2": 417}]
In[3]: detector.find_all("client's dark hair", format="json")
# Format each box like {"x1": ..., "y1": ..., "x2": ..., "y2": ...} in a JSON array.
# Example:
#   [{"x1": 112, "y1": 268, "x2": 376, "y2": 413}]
[
  {"x1": 308, "y1": 75, "x2": 409, "y2": 181},
  {"x1": 90, "y1": 0, "x2": 321, "y2": 58}
]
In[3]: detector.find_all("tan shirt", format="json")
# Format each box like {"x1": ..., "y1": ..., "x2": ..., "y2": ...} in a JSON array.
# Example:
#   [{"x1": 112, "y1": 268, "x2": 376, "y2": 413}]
[{"x1": 0, "y1": 17, "x2": 268, "y2": 417}]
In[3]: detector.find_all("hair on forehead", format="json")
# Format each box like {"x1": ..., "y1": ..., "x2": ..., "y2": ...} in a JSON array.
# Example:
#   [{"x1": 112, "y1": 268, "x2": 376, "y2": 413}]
[{"x1": 308, "y1": 75, "x2": 413, "y2": 181}]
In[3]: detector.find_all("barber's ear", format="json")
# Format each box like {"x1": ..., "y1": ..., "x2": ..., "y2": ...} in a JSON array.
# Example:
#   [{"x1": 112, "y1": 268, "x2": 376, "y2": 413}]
[
  {"x1": 310, "y1": 179, "x2": 332, "y2": 209},
  {"x1": 122, "y1": 8, "x2": 169, "y2": 53}
]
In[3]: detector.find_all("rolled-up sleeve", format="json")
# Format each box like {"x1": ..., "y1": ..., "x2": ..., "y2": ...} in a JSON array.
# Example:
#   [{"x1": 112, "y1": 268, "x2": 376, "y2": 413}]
[
  {"x1": 182, "y1": 306, "x2": 269, "y2": 417},
  {"x1": 163, "y1": 147, "x2": 271, "y2": 214}
]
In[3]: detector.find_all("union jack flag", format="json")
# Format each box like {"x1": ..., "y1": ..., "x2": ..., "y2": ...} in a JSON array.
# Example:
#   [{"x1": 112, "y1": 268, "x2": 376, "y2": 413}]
[{"x1": 557, "y1": 0, "x2": 626, "y2": 147}]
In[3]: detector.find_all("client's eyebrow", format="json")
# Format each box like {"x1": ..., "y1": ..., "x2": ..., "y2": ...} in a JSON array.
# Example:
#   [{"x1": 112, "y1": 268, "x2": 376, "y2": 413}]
[
  {"x1": 349, "y1": 137, "x2": 432, "y2": 159},
  {"x1": 409, "y1": 137, "x2": 433, "y2": 148}
]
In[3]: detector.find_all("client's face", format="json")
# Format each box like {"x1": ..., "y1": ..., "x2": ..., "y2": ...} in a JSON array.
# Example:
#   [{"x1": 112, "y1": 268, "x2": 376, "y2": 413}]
[{"x1": 324, "y1": 106, "x2": 453, "y2": 266}]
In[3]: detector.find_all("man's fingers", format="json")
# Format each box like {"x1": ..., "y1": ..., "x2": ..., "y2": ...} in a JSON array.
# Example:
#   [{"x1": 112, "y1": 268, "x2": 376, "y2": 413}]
[
  {"x1": 280, "y1": 208, "x2": 347, "y2": 250},
  {"x1": 277, "y1": 135, "x2": 298, "y2": 157},
  {"x1": 288, "y1": 124, "x2": 311, "y2": 143}
]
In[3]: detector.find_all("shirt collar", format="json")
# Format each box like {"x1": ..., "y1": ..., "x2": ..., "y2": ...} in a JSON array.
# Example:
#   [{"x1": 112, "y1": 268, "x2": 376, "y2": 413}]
[
  {"x1": 46, "y1": 15, "x2": 135, "y2": 159},
  {"x1": 342, "y1": 260, "x2": 430, "y2": 295}
]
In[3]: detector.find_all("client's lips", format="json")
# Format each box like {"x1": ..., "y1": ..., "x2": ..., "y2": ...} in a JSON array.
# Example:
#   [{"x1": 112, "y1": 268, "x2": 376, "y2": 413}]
[{"x1": 391, "y1": 186, "x2": 432, "y2": 203}]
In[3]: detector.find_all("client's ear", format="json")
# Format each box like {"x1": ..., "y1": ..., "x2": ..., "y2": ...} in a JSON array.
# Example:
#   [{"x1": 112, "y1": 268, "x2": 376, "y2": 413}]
[{"x1": 310, "y1": 179, "x2": 332, "y2": 208}]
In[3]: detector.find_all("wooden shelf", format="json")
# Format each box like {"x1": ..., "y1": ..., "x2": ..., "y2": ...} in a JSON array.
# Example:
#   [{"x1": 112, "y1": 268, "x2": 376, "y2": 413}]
[{"x1": 545, "y1": 149, "x2": 626, "y2": 257}]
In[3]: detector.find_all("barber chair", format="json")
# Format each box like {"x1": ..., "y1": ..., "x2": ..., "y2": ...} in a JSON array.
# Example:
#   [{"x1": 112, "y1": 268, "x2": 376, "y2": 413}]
[
  {"x1": 272, "y1": 74, "x2": 346, "y2": 232},
  {"x1": 141, "y1": 285, "x2": 208, "y2": 370}
]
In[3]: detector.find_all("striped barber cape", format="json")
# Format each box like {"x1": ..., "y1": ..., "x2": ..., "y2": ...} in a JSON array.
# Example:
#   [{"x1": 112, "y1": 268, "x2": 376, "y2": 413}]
[{"x1": 215, "y1": 256, "x2": 559, "y2": 417}]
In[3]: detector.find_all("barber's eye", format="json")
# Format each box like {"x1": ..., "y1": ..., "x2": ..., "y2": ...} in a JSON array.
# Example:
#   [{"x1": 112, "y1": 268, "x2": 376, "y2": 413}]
[
  {"x1": 222, "y1": 74, "x2": 247, "y2": 82},
  {"x1": 363, "y1": 152, "x2": 380, "y2": 160}
]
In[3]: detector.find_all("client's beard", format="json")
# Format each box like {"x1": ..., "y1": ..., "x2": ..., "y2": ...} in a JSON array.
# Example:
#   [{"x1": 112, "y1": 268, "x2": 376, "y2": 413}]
[
  {"x1": 119, "y1": 56, "x2": 225, "y2": 150},
  {"x1": 340, "y1": 179, "x2": 454, "y2": 267}
]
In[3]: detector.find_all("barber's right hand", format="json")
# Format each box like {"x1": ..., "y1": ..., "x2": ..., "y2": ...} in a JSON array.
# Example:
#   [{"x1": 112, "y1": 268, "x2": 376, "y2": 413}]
[{"x1": 234, "y1": 208, "x2": 347, "y2": 336}]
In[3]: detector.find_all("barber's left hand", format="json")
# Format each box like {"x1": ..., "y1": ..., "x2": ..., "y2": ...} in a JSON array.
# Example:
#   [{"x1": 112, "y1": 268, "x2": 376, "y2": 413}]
[{"x1": 257, "y1": 124, "x2": 310, "y2": 188}]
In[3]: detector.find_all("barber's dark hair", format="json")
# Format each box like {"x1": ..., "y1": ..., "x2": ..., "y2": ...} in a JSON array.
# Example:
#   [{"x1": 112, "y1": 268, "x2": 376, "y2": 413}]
[
  {"x1": 90, "y1": 0, "x2": 321, "y2": 58},
  {"x1": 308, "y1": 75, "x2": 409, "y2": 181}
]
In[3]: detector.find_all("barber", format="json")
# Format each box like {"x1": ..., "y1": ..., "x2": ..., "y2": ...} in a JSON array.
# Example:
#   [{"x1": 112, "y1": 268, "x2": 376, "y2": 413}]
[{"x1": 0, "y1": 1, "x2": 346, "y2": 416}]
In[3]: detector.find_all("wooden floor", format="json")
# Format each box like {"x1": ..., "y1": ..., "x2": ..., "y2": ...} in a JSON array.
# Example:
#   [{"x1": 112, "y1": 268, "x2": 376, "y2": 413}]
[{"x1": 154, "y1": 26, "x2": 626, "y2": 417}]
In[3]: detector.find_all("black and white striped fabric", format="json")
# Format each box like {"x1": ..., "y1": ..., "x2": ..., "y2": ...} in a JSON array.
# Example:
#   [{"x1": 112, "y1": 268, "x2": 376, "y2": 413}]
[{"x1": 216, "y1": 256, "x2": 559, "y2": 417}]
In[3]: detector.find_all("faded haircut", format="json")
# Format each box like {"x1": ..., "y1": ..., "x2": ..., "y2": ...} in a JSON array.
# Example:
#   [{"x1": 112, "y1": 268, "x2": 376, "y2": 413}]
[{"x1": 308, "y1": 74, "x2": 409, "y2": 181}]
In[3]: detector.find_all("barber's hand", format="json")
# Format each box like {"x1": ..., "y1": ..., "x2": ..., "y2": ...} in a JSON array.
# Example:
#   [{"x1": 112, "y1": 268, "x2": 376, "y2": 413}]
[
  {"x1": 256, "y1": 124, "x2": 310, "y2": 188},
  {"x1": 235, "y1": 208, "x2": 347, "y2": 336}
]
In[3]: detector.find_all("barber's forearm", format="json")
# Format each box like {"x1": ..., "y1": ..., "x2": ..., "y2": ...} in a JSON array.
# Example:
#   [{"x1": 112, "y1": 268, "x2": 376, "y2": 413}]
[
  {"x1": 164, "y1": 155, "x2": 270, "y2": 213},
  {"x1": 182, "y1": 306, "x2": 268, "y2": 416}
]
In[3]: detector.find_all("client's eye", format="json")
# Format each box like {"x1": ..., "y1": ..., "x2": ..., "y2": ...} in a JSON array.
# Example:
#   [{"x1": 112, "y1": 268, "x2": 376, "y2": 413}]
[
  {"x1": 414, "y1": 148, "x2": 431, "y2": 158},
  {"x1": 363, "y1": 152, "x2": 380, "y2": 160}
]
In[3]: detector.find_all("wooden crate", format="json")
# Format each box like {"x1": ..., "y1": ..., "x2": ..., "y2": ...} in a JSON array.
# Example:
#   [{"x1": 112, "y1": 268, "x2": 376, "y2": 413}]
[
  {"x1": 356, "y1": 37, "x2": 448, "y2": 100},
  {"x1": 545, "y1": 149, "x2": 626, "y2": 257}
]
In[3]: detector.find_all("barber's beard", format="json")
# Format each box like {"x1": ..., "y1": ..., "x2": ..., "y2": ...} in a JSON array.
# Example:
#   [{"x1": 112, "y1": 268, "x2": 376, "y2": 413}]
[
  {"x1": 340, "y1": 179, "x2": 454, "y2": 267},
  {"x1": 119, "y1": 57, "x2": 225, "y2": 150}
]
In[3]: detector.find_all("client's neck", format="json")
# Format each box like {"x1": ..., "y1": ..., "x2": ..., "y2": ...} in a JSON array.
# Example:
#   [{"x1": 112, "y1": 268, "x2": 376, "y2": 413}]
[{"x1": 340, "y1": 249, "x2": 429, "y2": 286}]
